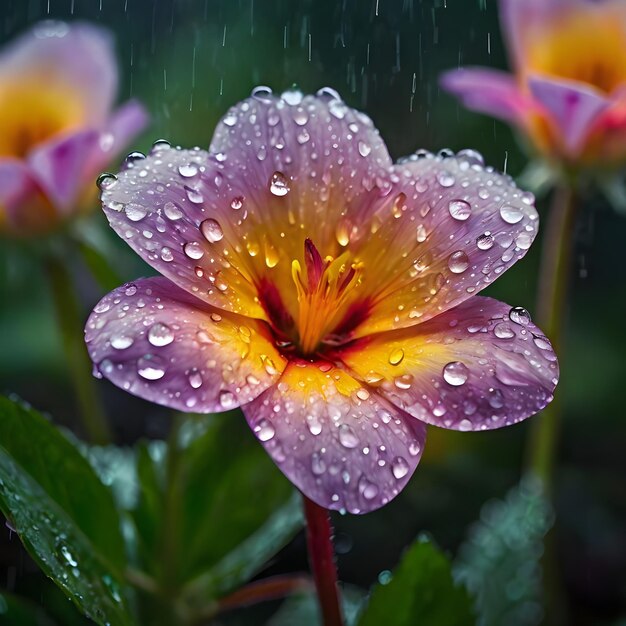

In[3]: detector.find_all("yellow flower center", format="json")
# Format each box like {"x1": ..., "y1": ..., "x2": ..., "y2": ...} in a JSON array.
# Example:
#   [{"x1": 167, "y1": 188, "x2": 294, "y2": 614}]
[
  {"x1": 0, "y1": 81, "x2": 84, "y2": 157},
  {"x1": 290, "y1": 238, "x2": 363, "y2": 355}
]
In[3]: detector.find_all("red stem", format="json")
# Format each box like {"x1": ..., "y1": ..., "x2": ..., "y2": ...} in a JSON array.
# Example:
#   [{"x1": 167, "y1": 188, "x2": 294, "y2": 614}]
[{"x1": 303, "y1": 496, "x2": 344, "y2": 626}]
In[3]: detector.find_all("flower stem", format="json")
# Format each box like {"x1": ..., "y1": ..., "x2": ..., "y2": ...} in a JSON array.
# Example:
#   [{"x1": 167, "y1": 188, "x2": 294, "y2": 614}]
[
  {"x1": 303, "y1": 496, "x2": 344, "y2": 626},
  {"x1": 526, "y1": 185, "x2": 579, "y2": 486},
  {"x1": 46, "y1": 256, "x2": 111, "y2": 444}
]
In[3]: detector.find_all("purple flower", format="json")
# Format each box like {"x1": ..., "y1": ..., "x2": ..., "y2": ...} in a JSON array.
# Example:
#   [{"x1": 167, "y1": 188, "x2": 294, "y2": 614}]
[
  {"x1": 0, "y1": 21, "x2": 148, "y2": 236},
  {"x1": 85, "y1": 88, "x2": 558, "y2": 514},
  {"x1": 441, "y1": 0, "x2": 626, "y2": 166}
]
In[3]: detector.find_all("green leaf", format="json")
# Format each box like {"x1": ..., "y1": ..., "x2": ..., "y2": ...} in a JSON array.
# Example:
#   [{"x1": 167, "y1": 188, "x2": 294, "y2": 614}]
[
  {"x1": 357, "y1": 537, "x2": 475, "y2": 626},
  {"x1": 129, "y1": 413, "x2": 302, "y2": 600},
  {"x1": 0, "y1": 396, "x2": 135, "y2": 626},
  {"x1": 454, "y1": 477, "x2": 553, "y2": 626},
  {"x1": 0, "y1": 591, "x2": 56, "y2": 626}
]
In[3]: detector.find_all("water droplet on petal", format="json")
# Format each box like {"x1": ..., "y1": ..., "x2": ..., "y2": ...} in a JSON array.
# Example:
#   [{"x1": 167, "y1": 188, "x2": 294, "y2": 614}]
[
  {"x1": 96, "y1": 172, "x2": 117, "y2": 190},
  {"x1": 494, "y1": 322, "x2": 515, "y2": 339},
  {"x1": 137, "y1": 356, "x2": 165, "y2": 380},
  {"x1": 437, "y1": 171, "x2": 455, "y2": 187},
  {"x1": 358, "y1": 141, "x2": 371, "y2": 157},
  {"x1": 388, "y1": 348, "x2": 405, "y2": 366},
  {"x1": 219, "y1": 390, "x2": 236, "y2": 409},
  {"x1": 183, "y1": 241, "x2": 204, "y2": 259},
  {"x1": 251, "y1": 85, "x2": 273, "y2": 102},
  {"x1": 500, "y1": 204, "x2": 524, "y2": 224},
  {"x1": 148, "y1": 323, "x2": 174, "y2": 347},
  {"x1": 188, "y1": 369, "x2": 203, "y2": 388},
  {"x1": 448, "y1": 250, "x2": 470, "y2": 273},
  {"x1": 509, "y1": 306, "x2": 531, "y2": 325},
  {"x1": 230, "y1": 196, "x2": 244, "y2": 210},
  {"x1": 338, "y1": 424, "x2": 359, "y2": 448},
  {"x1": 160, "y1": 247, "x2": 174, "y2": 262},
  {"x1": 125, "y1": 203, "x2": 147, "y2": 222},
  {"x1": 111, "y1": 335, "x2": 134, "y2": 350},
  {"x1": 178, "y1": 163, "x2": 198, "y2": 177},
  {"x1": 448, "y1": 199, "x2": 471, "y2": 221},
  {"x1": 391, "y1": 456, "x2": 410, "y2": 479},
  {"x1": 255, "y1": 418, "x2": 275, "y2": 441},
  {"x1": 269, "y1": 171, "x2": 290, "y2": 196},
  {"x1": 200, "y1": 218, "x2": 224, "y2": 243},
  {"x1": 443, "y1": 361, "x2": 469, "y2": 386},
  {"x1": 163, "y1": 201, "x2": 183, "y2": 220},
  {"x1": 476, "y1": 232, "x2": 494, "y2": 250}
]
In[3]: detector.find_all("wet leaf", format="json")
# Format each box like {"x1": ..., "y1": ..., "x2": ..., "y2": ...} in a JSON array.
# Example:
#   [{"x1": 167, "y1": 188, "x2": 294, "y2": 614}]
[
  {"x1": 0, "y1": 396, "x2": 135, "y2": 626},
  {"x1": 357, "y1": 537, "x2": 475, "y2": 626},
  {"x1": 454, "y1": 477, "x2": 553, "y2": 626}
]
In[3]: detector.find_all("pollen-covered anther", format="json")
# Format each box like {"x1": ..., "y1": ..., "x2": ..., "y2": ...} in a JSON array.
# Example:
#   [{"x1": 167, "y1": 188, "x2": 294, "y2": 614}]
[{"x1": 291, "y1": 238, "x2": 363, "y2": 355}]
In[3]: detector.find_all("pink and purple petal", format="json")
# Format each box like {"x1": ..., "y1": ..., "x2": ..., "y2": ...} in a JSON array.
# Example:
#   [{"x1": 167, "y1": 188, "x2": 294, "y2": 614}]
[
  {"x1": 85, "y1": 276, "x2": 287, "y2": 413},
  {"x1": 0, "y1": 159, "x2": 56, "y2": 234},
  {"x1": 528, "y1": 75, "x2": 610, "y2": 154},
  {"x1": 243, "y1": 361, "x2": 426, "y2": 514},
  {"x1": 350, "y1": 150, "x2": 539, "y2": 337},
  {"x1": 339, "y1": 296, "x2": 558, "y2": 432},
  {"x1": 440, "y1": 68, "x2": 537, "y2": 127},
  {"x1": 28, "y1": 130, "x2": 101, "y2": 212},
  {"x1": 0, "y1": 21, "x2": 118, "y2": 125}
]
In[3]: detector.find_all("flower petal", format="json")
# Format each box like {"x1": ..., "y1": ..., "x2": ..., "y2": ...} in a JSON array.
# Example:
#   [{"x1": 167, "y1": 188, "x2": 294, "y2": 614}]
[
  {"x1": 337, "y1": 296, "x2": 558, "y2": 431},
  {"x1": 28, "y1": 130, "x2": 100, "y2": 212},
  {"x1": 348, "y1": 151, "x2": 539, "y2": 337},
  {"x1": 88, "y1": 100, "x2": 149, "y2": 173},
  {"x1": 243, "y1": 361, "x2": 426, "y2": 514},
  {"x1": 99, "y1": 89, "x2": 393, "y2": 322},
  {"x1": 0, "y1": 159, "x2": 56, "y2": 234},
  {"x1": 440, "y1": 68, "x2": 537, "y2": 127},
  {"x1": 528, "y1": 75, "x2": 610, "y2": 153},
  {"x1": 85, "y1": 276, "x2": 286, "y2": 413},
  {"x1": 0, "y1": 21, "x2": 117, "y2": 125}
]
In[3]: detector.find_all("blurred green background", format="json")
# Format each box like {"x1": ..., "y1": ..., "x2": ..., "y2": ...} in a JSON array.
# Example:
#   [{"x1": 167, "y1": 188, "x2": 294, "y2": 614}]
[{"x1": 0, "y1": 1, "x2": 625, "y2": 624}]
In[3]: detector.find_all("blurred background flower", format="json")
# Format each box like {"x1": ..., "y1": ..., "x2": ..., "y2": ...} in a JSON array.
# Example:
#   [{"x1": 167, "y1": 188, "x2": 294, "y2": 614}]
[
  {"x1": 441, "y1": 0, "x2": 626, "y2": 174},
  {"x1": 0, "y1": 21, "x2": 147, "y2": 237}
]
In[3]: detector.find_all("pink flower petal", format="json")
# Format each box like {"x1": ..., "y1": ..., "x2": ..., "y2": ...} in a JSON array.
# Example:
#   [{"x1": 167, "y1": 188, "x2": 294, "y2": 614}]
[
  {"x1": 0, "y1": 21, "x2": 117, "y2": 125},
  {"x1": 88, "y1": 100, "x2": 149, "y2": 174},
  {"x1": 99, "y1": 89, "x2": 393, "y2": 322},
  {"x1": 528, "y1": 74, "x2": 610, "y2": 154},
  {"x1": 85, "y1": 276, "x2": 287, "y2": 413},
  {"x1": 440, "y1": 68, "x2": 537, "y2": 127},
  {"x1": 339, "y1": 296, "x2": 558, "y2": 432},
  {"x1": 243, "y1": 361, "x2": 426, "y2": 514},
  {"x1": 28, "y1": 130, "x2": 100, "y2": 213},
  {"x1": 349, "y1": 151, "x2": 539, "y2": 337},
  {"x1": 0, "y1": 158, "x2": 56, "y2": 234}
]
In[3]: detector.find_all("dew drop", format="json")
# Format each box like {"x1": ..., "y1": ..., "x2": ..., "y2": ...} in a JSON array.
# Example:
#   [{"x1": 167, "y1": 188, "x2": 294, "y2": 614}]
[
  {"x1": 391, "y1": 456, "x2": 410, "y2": 479},
  {"x1": 111, "y1": 335, "x2": 134, "y2": 350},
  {"x1": 448, "y1": 199, "x2": 471, "y2": 221},
  {"x1": 509, "y1": 306, "x2": 531, "y2": 325},
  {"x1": 183, "y1": 241, "x2": 204, "y2": 259},
  {"x1": 125, "y1": 203, "x2": 147, "y2": 222},
  {"x1": 96, "y1": 172, "x2": 117, "y2": 190},
  {"x1": 269, "y1": 171, "x2": 290, "y2": 196},
  {"x1": 494, "y1": 322, "x2": 515, "y2": 339},
  {"x1": 448, "y1": 250, "x2": 470, "y2": 273},
  {"x1": 388, "y1": 348, "x2": 405, "y2": 366},
  {"x1": 160, "y1": 247, "x2": 174, "y2": 262},
  {"x1": 255, "y1": 418, "x2": 275, "y2": 441},
  {"x1": 178, "y1": 163, "x2": 198, "y2": 177},
  {"x1": 163, "y1": 201, "x2": 183, "y2": 220},
  {"x1": 188, "y1": 369, "x2": 203, "y2": 388},
  {"x1": 437, "y1": 171, "x2": 455, "y2": 187},
  {"x1": 443, "y1": 361, "x2": 469, "y2": 386},
  {"x1": 200, "y1": 218, "x2": 224, "y2": 243},
  {"x1": 219, "y1": 390, "x2": 236, "y2": 409},
  {"x1": 476, "y1": 232, "x2": 494, "y2": 250},
  {"x1": 338, "y1": 424, "x2": 359, "y2": 448},
  {"x1": 358, "y1": 141, "x2": 371, "y2": 157},
  {"x1": 137, "y1": 356, "x2": 165, "y2": 380},
  {"x1": 500, "y1": 204, "x2": 524, "y2": 224},
  {"x1": 148, "y1": 323, "x2": 174, "y2": 347},
  {"x1": 230, "y1": 196, "x2": 244, "y2": 210}
]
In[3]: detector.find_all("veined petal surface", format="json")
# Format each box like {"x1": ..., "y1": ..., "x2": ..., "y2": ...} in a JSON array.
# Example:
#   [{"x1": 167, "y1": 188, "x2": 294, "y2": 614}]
[
  {"x1": 243, "y1": 361, "x2": 426, "y2": 514},
  {"x1": 85, "y1": 277, "x2": 286, "y2": 413}
]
